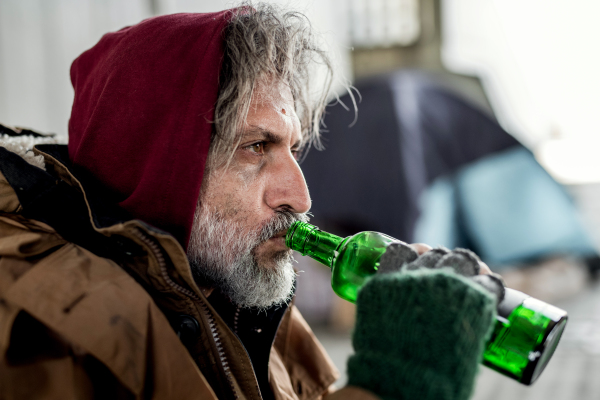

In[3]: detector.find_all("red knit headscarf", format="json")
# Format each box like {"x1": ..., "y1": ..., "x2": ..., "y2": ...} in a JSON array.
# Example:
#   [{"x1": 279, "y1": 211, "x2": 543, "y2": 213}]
[{"x1": 68, "y1": 11, "x2": 230, "y2": 249}]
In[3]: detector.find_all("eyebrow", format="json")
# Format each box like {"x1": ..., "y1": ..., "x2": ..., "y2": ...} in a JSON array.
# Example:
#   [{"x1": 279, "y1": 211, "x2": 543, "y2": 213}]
[{"x1": 243, "y1": 126, "x2": 303, "y2": 148}]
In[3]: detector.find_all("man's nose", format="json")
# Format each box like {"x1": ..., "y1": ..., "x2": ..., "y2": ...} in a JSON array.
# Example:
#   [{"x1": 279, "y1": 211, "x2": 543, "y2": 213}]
[{"x1": 265, "y1": 154, "x2": 311, "y2": 213}]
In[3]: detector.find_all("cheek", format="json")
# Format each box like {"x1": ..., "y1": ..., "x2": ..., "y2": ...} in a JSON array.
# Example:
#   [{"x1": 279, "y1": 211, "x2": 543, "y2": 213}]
[
  {"x1": 203, "y1": 160, "x2": 270, "y2": 221},
  {"x1": 220, "y1": 169, "x2": 268, "y2": 218},
  {"x1": 236, "y1": 164, "x2": 263, "y2": 189}
]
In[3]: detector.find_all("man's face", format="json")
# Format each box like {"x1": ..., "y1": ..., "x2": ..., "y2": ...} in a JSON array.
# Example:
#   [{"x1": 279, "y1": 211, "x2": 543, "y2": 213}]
[{"x1": 187, "y1": 79, "x2": 311, "y2": 309}]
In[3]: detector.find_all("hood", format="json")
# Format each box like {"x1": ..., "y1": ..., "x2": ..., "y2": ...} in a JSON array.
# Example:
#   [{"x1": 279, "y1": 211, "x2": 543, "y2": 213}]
[{"x1": 68, "y1": 11, "x2": 230, "y2": 249}]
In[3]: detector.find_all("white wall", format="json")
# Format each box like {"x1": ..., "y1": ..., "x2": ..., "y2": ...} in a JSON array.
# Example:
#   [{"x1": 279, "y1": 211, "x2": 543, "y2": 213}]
[
  {"x1": 0, "y1": 0, "x2": 154, "y2": 141},
  {"x1": 0, "y1": 0, "x2": 352, "y2": 142}
]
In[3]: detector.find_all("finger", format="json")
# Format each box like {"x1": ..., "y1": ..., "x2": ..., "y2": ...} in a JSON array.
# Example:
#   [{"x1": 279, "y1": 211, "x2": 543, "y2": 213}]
[
  {"x1": 472, "y1": 274, "x2": 505, "y2": 302},
  {"x1": 405, "y1": 247, "x2": 449, "y2": 270},
  {"x1": 434, "y1": 248, "x2": 480, "y2": 276},
  {"x1": 409, "y1": 243, "x2": 432, "y2": 256},
  {"x1": 378, "y1": 242, "x2": 419, "y2": 274},
  {"x1": 478, "y1": 262, "x2": 492, "y2": 275}
]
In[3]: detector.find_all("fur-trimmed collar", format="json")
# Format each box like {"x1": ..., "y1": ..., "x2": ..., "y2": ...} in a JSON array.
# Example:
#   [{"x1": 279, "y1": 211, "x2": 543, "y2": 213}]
[{"x1": 0, "y1": 128, "x2": 59, "y2": 171}]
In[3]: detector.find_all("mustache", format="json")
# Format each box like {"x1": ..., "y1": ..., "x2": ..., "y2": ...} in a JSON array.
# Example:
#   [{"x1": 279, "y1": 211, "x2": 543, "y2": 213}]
[{"x1": 256, "y1": 209, "x2": 310, "y2": 244}]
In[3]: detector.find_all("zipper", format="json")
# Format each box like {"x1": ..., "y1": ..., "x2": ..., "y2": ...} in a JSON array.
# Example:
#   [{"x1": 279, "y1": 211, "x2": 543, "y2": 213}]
[
  {"x1": 133, "y1": 228, "x2": 199, "y2": 300},
  {"x1": 200, "y1": 301, "x2": 239, "y2": 400},
  {"x1": 233, "y1": 307, "x2": 241, "y2": 335},
  {"x1": 132, "y1": 228, "x2": 238, "y2": 399}
]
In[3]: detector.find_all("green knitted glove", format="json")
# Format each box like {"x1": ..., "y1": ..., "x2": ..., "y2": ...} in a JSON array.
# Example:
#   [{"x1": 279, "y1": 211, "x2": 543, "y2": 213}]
[{"x1": 347, "y1": 268, "x2": 496, "y2": 400}]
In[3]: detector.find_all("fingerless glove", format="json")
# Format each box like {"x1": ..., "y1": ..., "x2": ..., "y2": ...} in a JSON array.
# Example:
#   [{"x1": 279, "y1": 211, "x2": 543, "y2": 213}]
[{"x1": 347, "y1": 268, "x2": 496, "y2": 400}]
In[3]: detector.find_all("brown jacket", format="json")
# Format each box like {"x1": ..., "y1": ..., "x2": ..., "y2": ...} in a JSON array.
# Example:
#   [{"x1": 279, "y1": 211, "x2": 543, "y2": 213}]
[{"x1": 0, "y1": 143, "x2": 378, "y2": 400}]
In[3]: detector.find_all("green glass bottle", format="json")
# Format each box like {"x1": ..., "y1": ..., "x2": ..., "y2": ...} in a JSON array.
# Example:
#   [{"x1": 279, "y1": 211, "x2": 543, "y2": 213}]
[{"x1": 286, "y1": 221, "x2": 568, "y2": 385}]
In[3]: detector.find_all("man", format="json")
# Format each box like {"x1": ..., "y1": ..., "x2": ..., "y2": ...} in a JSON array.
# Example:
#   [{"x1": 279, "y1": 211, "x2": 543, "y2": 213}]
[{"x1": 0, "y1": 4, "x2": 497, "y2": 399}]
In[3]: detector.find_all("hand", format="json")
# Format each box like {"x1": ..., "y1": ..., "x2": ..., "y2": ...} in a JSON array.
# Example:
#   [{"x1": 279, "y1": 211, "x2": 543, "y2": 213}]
[
  {"x1": 384, "y1": 243, "x2": 505, "y2": 303},
  {"x1": 408, "y1": 242, "x2": 432, "y2": 256},
  {"x1": 347, "y1": 252, "x2": 497, "y2": 400},
  {"x1": 409, "y1": 243, "x2": 493, "y2": 275}
]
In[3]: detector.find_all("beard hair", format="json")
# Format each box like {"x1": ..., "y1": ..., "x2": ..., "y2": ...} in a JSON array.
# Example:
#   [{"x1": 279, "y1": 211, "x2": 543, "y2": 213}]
[{"x1": 187, "y1": 203, "x2": 308, "y2": 310}]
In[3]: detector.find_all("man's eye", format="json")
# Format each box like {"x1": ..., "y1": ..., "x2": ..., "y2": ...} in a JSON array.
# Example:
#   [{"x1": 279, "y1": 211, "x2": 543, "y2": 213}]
[{"x1": 247, "y1": 142, "x2": 264, "y2": 154}]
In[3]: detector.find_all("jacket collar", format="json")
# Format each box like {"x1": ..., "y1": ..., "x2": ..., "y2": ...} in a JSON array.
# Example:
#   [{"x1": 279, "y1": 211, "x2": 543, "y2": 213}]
[{"x1": 0, "y1": 143, "x2": 208, "y2": 297}]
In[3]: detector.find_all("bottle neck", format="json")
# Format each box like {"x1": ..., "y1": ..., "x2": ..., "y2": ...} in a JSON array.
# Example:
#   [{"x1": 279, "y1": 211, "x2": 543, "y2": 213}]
[{"x1": 286, "y1": 221, "x2": 344, "y2": 268}]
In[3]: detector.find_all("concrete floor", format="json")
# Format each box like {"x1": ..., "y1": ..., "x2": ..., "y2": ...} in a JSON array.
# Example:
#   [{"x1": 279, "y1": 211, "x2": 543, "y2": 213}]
[{"x1": 313, "y1": 279, "x2": 600, "y2": 399}]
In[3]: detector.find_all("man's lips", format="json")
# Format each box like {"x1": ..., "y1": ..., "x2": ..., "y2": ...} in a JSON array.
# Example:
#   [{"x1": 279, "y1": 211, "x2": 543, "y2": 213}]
[
  {"x1": 270, "y1": 229, "x2": 288, "y2": 240},
  {"x1": 266, "y1": 229, "x2": 289, "y2": 249}
]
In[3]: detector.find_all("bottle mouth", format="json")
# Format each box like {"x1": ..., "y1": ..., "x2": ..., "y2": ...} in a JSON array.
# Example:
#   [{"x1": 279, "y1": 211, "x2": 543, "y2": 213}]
[
  {"x1": 528, "y1": 316, "x2": 567, "y2": 384},
  {"x1": 285, "y1": 221, "x2": 318, "y2": 253}
]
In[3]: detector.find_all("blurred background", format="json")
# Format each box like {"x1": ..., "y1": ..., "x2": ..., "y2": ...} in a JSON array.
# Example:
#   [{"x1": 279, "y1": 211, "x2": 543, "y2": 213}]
[{"x1": 1, "y1": 0, "x2": 600, "y2": 398}]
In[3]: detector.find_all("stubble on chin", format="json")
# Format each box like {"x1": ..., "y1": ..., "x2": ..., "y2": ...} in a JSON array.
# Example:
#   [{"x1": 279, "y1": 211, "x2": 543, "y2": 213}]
[
  {"x1": 251, "y1": 240, "x2": 294, "y2": 270},
  {"x1": 186, "y1": 201, "x2": 308, "y2": 310}
]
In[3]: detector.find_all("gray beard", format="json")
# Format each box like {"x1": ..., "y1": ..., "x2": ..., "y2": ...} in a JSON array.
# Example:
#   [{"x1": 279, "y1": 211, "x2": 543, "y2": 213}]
[{"x1": 187, "y1": 205, "x2": 308, "y2": 310}]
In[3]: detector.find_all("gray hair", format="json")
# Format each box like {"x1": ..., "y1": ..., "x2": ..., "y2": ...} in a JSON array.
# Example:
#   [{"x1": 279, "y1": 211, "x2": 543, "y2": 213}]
[
  {"x1": 210, "y1": 2, "x2": 334, "y2": 167},
  {"x1": 187, "y1": 202, "x2": 309, "y2": 309}
]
